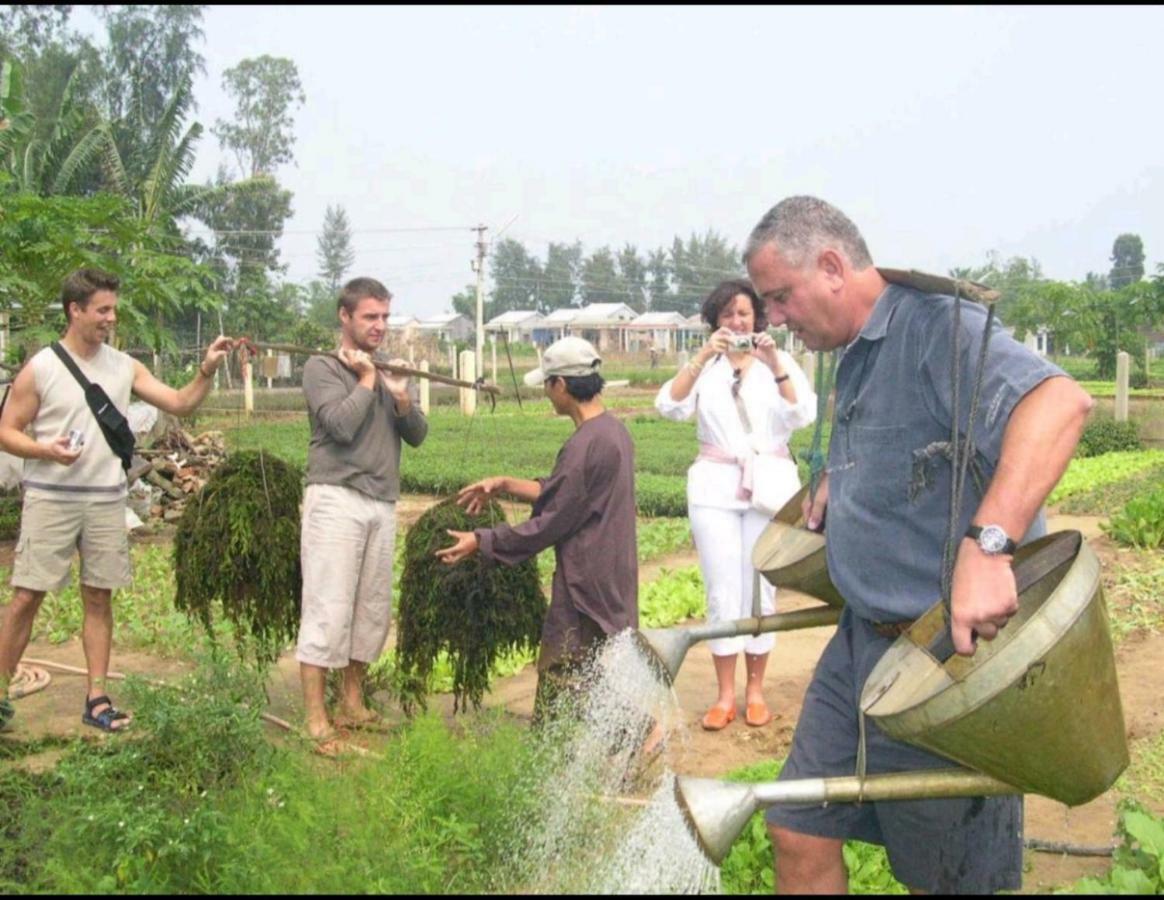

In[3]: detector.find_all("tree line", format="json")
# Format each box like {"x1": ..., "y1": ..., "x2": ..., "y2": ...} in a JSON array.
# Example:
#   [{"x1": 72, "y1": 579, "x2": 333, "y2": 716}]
[{"x1": 2, "y1": 6, "x2": 1163, "y2": 383}]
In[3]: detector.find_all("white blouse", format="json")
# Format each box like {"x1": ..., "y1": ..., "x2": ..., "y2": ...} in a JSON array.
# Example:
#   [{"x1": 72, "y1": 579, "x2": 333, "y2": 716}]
[{"x1": 655, "y1": 349, "x2": 816, "y2": 511}]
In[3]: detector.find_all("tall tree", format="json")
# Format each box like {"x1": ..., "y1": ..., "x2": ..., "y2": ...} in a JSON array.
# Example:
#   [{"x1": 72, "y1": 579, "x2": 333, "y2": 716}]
[
  {"x1": 617, "y1": 243, "x2": 647, "y2": 312},
  {"x1": 213, "y1": 55, "x2": 305, "y2": 178},
  {"x1": 97, "y1": 5, "x2": 207, "y2": 165},
  {"x1": 542, "y1": 241, "x2": 581, "y2": 309},
  {"x1": 646, "y1": 247, "x2": 673, "y2": 311},
  {"x1": 316, "y1": 204, "x2": 356, "y2": 290},
  {"x1": 1109, "y1": 233, "x2": 1145, "y2": 290},
  {"x1": 489, "y1": 237, "x2": 541, "y2": 313},
  {"x1": 0, "y1": 5, "x2": 74, "y2": 58},
  {"x1": 0, "y1": 55, "x2": 107, "y2": 196},
  {"x1": 581, "y1": 246, "x2": 621, "y2": 305}
]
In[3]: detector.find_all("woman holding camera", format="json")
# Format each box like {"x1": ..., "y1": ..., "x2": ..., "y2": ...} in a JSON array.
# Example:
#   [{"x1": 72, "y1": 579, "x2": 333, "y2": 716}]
[{"x1": 655, "y1": 279, "x2": 815, "y2": 730}]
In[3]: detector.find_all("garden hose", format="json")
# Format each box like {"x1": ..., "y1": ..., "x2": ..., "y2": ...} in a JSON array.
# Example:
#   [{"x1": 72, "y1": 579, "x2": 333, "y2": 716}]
[{"x1": 7, "y1": 662, "x2": 51, "y2": 698}]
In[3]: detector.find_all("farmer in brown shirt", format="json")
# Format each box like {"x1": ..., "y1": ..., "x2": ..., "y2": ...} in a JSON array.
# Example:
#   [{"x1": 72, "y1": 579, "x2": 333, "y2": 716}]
[{"x1": 435, "y1": 336, "x2": 638, "y2": 723}]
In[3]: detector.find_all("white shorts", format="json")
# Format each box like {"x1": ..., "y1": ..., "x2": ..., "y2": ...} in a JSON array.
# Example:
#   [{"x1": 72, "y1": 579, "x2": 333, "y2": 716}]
[{"x1": 296, "y1": 483, "x2": 397, "y2": 668}]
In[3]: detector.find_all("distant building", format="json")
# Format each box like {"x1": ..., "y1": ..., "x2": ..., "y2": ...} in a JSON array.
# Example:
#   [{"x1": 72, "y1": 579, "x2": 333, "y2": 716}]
[
  {"x1": 568, "y1": 302, "x2": 639, "y2": 352},
  {"x1": 418, "y1": 312, "x2": 474, "y2": 344},
  {"x1": 624, "y1": 311, "x2": 690, "y2": 353},
  {"x1": 387, "y1": 314, "x2": 419, "y2": 343},
  {"x1": 484, "y1": 310, "x2": 544, "y2": 344}
]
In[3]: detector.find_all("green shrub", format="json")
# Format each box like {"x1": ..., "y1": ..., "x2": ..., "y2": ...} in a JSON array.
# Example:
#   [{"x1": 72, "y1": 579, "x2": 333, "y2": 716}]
[
  {"x1": 1102, "y1": 487, "x2": 1164, "y2": 549},
  {"x1": 1076, "y1": 417, "x2": 1143, "y2": 458},
  {"x1": 1069, "y1": 800, "x2": 1164, "y2": 894}
]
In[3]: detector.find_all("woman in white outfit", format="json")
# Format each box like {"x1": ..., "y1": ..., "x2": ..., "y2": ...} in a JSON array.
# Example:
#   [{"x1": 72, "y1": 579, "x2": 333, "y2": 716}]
[{"x1": 655, "y1": 279, "x2": 815, "y2": 731}]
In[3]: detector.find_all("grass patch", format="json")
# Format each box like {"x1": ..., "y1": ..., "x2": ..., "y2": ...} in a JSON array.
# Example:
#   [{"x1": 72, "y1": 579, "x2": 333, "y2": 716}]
[
  {"x1": 0, "y1": 655, "x2": 548, "y2": 894},
  {"x1": 1102, "y1": 549, "x2": 1164, "y2": 644},
  {"x1": 1114, "y1": 731, "x2": 1164, "y2": 806},
  {"x1": 1048, "y1": 451, "x2": 1164, "y2": 508}
]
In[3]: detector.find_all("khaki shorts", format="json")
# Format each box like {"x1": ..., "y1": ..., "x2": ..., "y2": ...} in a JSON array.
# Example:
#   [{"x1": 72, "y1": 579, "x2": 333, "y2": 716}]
[
  {"x1": 11, "y1": 495, "x2": 132, "y2": 592},
  {"x1": 296, "y1": 484, "x2": 397, "y2": 669}
]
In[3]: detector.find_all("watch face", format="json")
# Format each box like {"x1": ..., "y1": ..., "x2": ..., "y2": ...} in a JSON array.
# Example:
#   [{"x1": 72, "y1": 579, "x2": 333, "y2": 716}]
[{"x1": 980, "y1": 525, "x2": 1009, "y2": 554}]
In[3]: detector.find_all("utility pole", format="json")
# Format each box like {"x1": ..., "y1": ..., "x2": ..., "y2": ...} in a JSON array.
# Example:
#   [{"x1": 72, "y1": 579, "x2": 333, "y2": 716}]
[{"x1": 472, "y1": 224, "x2": 488, "y2": 376}]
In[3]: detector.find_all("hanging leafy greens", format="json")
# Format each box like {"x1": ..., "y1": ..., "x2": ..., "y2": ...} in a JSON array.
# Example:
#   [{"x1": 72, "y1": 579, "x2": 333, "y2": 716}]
[
  {"x1": 173, "y1": 450, "x2": 303, "y2": 666},
  {"x1": 396, "y1": 497, "x2": 545, "y2": 714}
]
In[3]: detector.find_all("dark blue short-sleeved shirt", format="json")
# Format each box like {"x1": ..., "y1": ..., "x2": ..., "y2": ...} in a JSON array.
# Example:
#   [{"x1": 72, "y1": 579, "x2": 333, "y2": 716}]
[{"x1": 825, "y1": 284, "x2": 1066, "y2": 622}]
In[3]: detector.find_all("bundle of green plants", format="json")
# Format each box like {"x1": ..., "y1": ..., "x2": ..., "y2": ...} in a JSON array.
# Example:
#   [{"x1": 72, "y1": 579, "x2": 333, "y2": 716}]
[
  {"x1": 1076, "y1": 416, "x2": 1143, "y2": 458},
  {"x1": 1101, "y1": 486, "x2": 1164, "y2": 550},
  {"x1": 396, "y1": 497, "x2": 545, "y2": 714},
  {"x1": 172, "y1": 449, "x2": 303, "y2": 665}
]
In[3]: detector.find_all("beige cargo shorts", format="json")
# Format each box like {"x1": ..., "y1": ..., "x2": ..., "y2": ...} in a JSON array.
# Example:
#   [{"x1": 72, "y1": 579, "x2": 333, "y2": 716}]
[{"x1": 11, "y1": 495, "x2": 131, "y2": 592}]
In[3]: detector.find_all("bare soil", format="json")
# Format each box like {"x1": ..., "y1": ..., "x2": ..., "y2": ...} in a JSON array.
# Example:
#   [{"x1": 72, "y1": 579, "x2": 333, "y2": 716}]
[{"x1": 2, "y1": 505, "x2": 1161, "y2": 892}]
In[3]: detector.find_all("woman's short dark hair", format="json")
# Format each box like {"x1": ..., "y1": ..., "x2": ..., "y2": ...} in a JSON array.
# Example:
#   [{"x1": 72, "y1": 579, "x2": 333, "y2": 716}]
[
  {"x1": 554, "y1": 372, "x2": 605, "y2": 402},
  {"x1": 700, "y1": 279, "x2": 768, "y2": 332}
]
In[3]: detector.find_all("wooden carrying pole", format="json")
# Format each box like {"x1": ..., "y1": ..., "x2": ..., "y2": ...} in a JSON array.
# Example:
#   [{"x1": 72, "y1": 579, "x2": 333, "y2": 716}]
[{"x1": 247, "y1": 341, "x2": 502, "y2": 396}]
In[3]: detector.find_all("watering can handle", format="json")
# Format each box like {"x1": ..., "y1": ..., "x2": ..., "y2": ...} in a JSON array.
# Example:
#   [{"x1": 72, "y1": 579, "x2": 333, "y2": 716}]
[
  {"x1": 923, "y1": 532, "x2": 1080, "y2": 662},
  {"x1": 925, "y1": 613, "x2": 976, "y2": 663}
]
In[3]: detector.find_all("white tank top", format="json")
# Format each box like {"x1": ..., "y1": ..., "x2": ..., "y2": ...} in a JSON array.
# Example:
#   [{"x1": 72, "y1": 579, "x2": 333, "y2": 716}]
[{"x1": 22, "y1": 342, "x2": 136, "y2": 502}]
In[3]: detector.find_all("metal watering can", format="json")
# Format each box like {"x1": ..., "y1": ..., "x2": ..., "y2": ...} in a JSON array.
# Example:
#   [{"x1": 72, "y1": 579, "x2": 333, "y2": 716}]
[
  {"x1": 751, "y1": 484, "x2": 845, "y2": 608},
  {"x1": 673, "y1": 530, "x2": 1128, "y2": 864}
]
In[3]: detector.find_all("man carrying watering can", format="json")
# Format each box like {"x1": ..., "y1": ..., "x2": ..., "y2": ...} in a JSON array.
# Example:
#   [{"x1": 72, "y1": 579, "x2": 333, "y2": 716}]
[{"x1": 744, "y1": 196, "x2": 1093, "y2": 893}]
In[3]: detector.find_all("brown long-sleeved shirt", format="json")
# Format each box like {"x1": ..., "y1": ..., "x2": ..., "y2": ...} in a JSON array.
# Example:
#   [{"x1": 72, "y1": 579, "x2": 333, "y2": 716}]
[
  {"x1": 475, "y1": 411, "x2": 637, "y2": 666},
  {"x1": 302, "y1": 355, "x2": 428, "y2": 501}
]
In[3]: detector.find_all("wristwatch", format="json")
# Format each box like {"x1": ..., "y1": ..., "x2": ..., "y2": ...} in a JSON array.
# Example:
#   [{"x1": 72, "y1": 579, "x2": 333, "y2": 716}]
[{"x1": 966, "y1": 524, "x2": 1017, "y2": 556}]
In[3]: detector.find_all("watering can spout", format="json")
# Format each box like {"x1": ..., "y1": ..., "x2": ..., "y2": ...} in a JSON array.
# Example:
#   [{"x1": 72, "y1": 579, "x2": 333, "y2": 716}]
[
  {"x1": 674, "y1": 776, "x2": 759, "y2": 866},
  {"x1": 630, "y1": 628, "x2": 692, "y2": 686}
]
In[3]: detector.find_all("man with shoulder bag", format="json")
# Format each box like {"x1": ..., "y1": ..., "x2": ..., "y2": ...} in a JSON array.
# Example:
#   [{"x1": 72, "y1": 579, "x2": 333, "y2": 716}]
[{"x1": 0, "y1": 268, "x2": 234, "y2": 734}]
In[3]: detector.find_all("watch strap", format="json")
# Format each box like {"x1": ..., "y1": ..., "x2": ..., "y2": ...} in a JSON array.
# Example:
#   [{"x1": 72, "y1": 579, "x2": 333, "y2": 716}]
[{"x1": 965, "y1": 524, "x2": 1017, "y2": 555}]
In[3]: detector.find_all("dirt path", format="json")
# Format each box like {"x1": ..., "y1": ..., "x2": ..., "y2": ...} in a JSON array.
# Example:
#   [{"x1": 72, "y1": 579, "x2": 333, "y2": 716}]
[{"x1": 2, "y1": 506, "x2": 1160, "y2": 892}]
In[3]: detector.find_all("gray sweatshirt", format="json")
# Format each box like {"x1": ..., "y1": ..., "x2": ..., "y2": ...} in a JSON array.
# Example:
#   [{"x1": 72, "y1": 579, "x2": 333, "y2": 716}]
[{"x1": 302, "y1": 355, "x2": 428, "y2": 501}]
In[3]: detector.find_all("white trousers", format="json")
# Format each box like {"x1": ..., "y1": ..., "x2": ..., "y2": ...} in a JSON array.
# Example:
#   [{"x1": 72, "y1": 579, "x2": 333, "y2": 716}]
[
  {"x1": 689, "y1": 504, "x2": 777, "y2": 657},
  {"x1": 296, "y1": 483, "x2": 397, "y2": 668}
]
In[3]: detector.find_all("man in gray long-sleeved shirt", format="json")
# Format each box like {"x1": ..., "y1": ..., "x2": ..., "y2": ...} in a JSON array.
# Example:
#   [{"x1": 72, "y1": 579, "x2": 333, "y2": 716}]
[{"x1": 296, "y1": 276, "x2": 427, "y2": 754}]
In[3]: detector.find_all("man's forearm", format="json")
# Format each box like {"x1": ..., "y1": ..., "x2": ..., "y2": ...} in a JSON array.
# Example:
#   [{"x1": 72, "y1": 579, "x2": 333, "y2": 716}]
[
  {"x1": 0, "y1": 427, "x2": 49, "y2": 460},
  {"x1": 501, "y1": 477, "x2": 542, "y2": 503},
  {"x1": 972, "y1": 376, "x2": 1093, "y2": 537}
]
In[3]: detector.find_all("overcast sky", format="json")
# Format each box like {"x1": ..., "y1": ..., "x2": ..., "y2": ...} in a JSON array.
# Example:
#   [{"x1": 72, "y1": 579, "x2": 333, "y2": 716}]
[{"x1": 75, "y1": 5, "x2": 1164, "y2": 319}]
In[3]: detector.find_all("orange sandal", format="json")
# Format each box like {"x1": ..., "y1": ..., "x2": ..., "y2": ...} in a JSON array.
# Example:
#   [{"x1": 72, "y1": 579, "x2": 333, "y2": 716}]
[
  {"x1": 745, "y1": 701, "x2": 773, "y2": 727},
  {"x1": 701, "y1": 705, "x2": 736, "y2": 731}
]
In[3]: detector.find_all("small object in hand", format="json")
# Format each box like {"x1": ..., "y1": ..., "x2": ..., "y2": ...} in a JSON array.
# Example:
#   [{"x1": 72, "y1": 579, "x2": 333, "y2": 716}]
[
  {"x1": 729, "y1": 334, "x2": 755, "y2": 351},
  {"x1": 66, "y1": 429, "x2": 85, "y2": 452}
]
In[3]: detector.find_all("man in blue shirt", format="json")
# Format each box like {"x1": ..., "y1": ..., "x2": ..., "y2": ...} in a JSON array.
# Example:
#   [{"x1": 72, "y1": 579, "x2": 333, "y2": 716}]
[{"x1": 744, "y1": 196, "x2": 1093, "y2": 894}]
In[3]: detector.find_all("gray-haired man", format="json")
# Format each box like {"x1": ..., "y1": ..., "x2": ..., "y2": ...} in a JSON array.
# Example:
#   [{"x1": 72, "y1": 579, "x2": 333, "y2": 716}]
[{"x1": 743, "y1": 196, "x2": 1092, "y2": 893}]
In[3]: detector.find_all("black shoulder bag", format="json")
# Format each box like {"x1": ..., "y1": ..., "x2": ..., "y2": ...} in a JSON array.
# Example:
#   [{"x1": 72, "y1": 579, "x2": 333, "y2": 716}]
[{"x1": 50, "y1": 342, "x2": 135, "y2": 472}]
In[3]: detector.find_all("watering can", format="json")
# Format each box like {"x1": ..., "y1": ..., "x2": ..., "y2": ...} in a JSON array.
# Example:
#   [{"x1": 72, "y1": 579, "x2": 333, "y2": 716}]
[
  {"x1": 751, "y1": 484, "x2": 845, "y2": 608},
  {"x1": 673, "y1": 530, "x2": 1128, "y2": 864}
]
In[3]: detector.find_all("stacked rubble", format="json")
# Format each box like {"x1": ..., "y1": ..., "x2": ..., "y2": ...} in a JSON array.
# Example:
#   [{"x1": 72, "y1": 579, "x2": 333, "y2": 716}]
[{"x1": 129, "y1": 427, "x2": 228, "y2": 523}]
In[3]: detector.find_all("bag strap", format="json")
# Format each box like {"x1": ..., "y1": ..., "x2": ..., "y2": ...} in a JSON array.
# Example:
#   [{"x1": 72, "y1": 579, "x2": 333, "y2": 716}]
[{"x1": 50, "y1": 341, "x2": 93, "y2": 391}]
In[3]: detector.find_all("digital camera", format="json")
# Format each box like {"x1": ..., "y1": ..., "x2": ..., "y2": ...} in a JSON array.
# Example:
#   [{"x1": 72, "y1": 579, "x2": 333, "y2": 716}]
[
  {"x1": 729, "y1": 334, "x2": 755, "y2": 351},
  {"x1": 66, "y1": 429, "x2": 85, "y2": 452}
]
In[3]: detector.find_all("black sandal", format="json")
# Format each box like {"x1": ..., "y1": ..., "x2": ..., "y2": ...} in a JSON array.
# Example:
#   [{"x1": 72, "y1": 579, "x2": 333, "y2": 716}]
[
  {"x1": 0, "y1": 696, "x2": 14, "y2": 732},
  {"x1": 82, "y1": 695, "x2": 131, "y2": 733}
]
